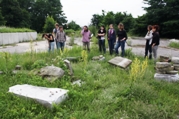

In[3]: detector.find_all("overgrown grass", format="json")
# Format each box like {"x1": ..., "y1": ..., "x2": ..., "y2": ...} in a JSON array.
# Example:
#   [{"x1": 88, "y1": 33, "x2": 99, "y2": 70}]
[
  {"x1": 0, "y1": 27, "x2": 35, "y2": 33},
  {"x1": 0, "y1": 43, "x2": 179, "y2": 119},
  {"x1": 169, "y1": 41, "x2": 179, "y2": 49}
]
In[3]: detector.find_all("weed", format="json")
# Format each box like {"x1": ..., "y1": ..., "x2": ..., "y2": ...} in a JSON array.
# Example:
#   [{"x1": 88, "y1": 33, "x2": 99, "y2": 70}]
[{"x1": 169, "y1": 41, "x2": 179, "y2": 49}]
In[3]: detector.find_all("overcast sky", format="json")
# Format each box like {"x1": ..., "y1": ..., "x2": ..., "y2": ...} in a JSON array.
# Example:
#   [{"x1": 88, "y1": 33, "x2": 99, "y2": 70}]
[{"x1": 61, "y1": 0, "x2": 147, "y2": 26}]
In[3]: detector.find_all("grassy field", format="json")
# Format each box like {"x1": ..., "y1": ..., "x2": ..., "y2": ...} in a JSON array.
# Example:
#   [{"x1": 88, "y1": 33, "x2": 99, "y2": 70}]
[
  {"x1": 169, "y1": 41, "x2": 179, "y2": 49},
  {"x1": 0, "y1": 43, "x2": 179, "y2": 119},
  {"x1": 0, "y1": 27, "x2": 35, "y2": 33}
]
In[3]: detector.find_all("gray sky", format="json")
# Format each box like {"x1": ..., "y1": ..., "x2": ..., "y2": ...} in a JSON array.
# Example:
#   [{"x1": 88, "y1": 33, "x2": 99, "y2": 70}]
[{"x1": 61, "y1": 0, "x2": 147, "y2": 26}]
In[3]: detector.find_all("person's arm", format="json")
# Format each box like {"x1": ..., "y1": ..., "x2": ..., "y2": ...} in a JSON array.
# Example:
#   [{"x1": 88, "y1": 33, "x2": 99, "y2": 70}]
[
  {"x1": 81, "y1": 30, "x2": 84, "y2": 35},
  {"x1": 145, "y1": 31, "x2": 153, "y2": 40}
]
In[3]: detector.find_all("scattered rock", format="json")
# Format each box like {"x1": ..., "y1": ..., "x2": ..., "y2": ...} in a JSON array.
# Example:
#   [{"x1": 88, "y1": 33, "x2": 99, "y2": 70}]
[
  {"x1": 156, "y1": 62, "x2": 171, "y2": 68},
  {"x1": 174, "y1": 64, "x2": 179, "y2": 71},
  {"x1": 154, "y1": 73, "x2": 179, "y2": 82},
  {"x1": 172, "y1": 57, "x2": 179, "y2": 64},
  {"x1": 159, "y1": 56, "x2": 170, "y2": 62},
  {"x1": 108, "y1": 57, "x2": 132, "y2": 69},
  {"x1": 166, "y1": 70, "x2": 178, "y2": 75},
  {"x1": 40, "y1": 66, "x2": 65, "y2": 80},
  {"x1": 64, "y1": 60, "x2": 73, "y2": 75},
  {"x1": 15, "y1": 65, "x2": 22, "y2": 70},
  {"x1": 12, "y1": 70, "x2": 19, "y2": 74},
  {"x1": 92, "y1": 55, "x2": 105, "y2": 61},
  {"x1": 9, "y1": 84, "x2": 68, "y2": 108},
  {"x1": 65, "y1": 57, "x2": 81, "y2": 62},
  {"x1": 72, "y1": 80, "x2": 84, "y2": 86},
  {"x1": 0, "y1": 71, "x2": 3, "y2": 74}
]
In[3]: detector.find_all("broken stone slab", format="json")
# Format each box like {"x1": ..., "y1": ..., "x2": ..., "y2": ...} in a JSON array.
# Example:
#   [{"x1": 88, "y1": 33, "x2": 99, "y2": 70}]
[
  {"x1": 154, "y1": 73, "x2": 179, "y2": 82},
  {"x1": 40, "y1": 66, "x2": 65, "y2": 80},
  {"x1": 108, "y1": 57, "x2": 132, "y2": 69},
  {"x1": 15, "y1": 65, "x2": 22, "y2": 70},
  {"x1": 64, "y1": 60, "x2": 73, "y2": 76},
  {"x1": 65, "y1": 57, "x2": 81, "y2": 62},
  {"x1": 159, "y1": 56, "x2": 170, "y2": 62},
  {"x1": 172, "y1": 57, "x2": 179, "y2": 64},
  {"x1": 156, "y1": 62, "x2": 171, "y2": 68},
  {"x1": 166, "y1": 70, "x2": 178, "y2": 75},
  {"x1": 9, "y1": 84, "x2": 68, "y2": 108},
  {"x1": 92, "y1": 55, "x2": 105, "y2": 61}
]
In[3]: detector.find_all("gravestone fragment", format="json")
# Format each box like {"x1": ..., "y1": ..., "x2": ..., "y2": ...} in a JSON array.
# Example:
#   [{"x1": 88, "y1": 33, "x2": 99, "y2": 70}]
[
  {"x1": 65, "y1": 57, "x2": 81, "y2": 62},
  {"x1": 15, "y1": 65, "x2": 22, "y2": 70},
  {"x1": 159, "y1": 56, "x2": 170, "y2": 62},
  {"x1": 64, "y1": 60, "x2": 73, "y2": 75},
  {"x1": 108, "y1": 57, "x2": 132, "y2": 69},
  {"x1": 72, "y1": 80, "x2": 84, "y2": 86},
  {"x1": 92, "y1": 55, "x2": 105, "y2": 61},
  {"x1": 154, "y1": 73, "x2": 179, "y2": 82},
  {"x1": 172, "y1": 57, "x2": 179, "y2": 64},
  {"x1": 9, "y1": 84, "x2": 68, "y2": 108},
  {"x1": 40, "y1": 66, "x2": 64, "y2": 80}
]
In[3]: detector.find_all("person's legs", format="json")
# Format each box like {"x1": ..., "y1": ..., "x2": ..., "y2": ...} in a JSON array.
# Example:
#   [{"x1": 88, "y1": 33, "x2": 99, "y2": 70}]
[
  {"x1": 50, "y1": 42, "x2": 55, "y2": 52},
  {"x1": 60, "y1": 42, "x2": 65, "y2": 51},
  {"x1": 145, "y1": 40, "x2": 149, "y2": 57},
  {"x1": 56, "y1": 42, "x2": 60, "y2": 49},
  {"x1": 87, "y1": 42, "x2": 90, "y2": 52},
  {"x1": 99, "y1": 40, "x2": 102, "y2": 53},
  {"x1": 102, "y1": 40, "x2": 106, "y2": 54},
  {"x1": 115, "y1": 41, "x2": 120, "y2": 55},
  {"x1": 108, "y1": 40, "x2": 111, "y2": 55},
  {"x1": 121, "y1": 40, "x2": 126, "y2": 57},
  {"x1": 152, "y1": 46, "x2": 158, "y2": 61},
  {"x1": 149, "y1": 44, "x2": 152, "y2": 59},
  {"x1": 83, "y1": 42, "x2": 87, "y2": 50},
  {"x1": 108, "y1": 39, "x2": 114, "y2": 55}
]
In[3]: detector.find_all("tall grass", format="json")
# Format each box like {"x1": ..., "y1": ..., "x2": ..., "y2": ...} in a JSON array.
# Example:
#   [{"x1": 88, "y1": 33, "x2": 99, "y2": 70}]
[{"x1": 169, "y1": 41, "x2": 179, "y2": 49}]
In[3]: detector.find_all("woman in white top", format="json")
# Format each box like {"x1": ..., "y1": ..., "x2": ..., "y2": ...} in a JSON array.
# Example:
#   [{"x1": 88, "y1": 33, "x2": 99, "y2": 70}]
[{"x1": 144, "y1": 25, "x2": 153, "y2": 59}]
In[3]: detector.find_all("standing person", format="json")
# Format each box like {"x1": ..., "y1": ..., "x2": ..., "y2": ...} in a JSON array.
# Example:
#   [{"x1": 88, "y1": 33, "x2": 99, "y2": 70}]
[
  {"x1": 52, "y1": 23, "x2": 59, "y2": 48},
  {"x1": 97, "y1": 25, "x2": 106, "y2": 54},
  {"x1": 114, "y1": 23, "x2": 127, "y2": 57},
  {"x1": 42, "y1": 33, "x2": 55, "y2": 52},
  {"x1": 107, "y1": 24, "x2": 116, "y2": 55},
  {"x1": 81, "y1": 26, "x2": 91, "y2": 52},
  {"x1": 56, "y1": 26, "x2": 66, "y2": 51},
  {"x1": 151, "y1": 25, "x2": 160, "y2": 62},
  {"x1": 144, "y1": 25, "x2": 153, "y2": 59}
]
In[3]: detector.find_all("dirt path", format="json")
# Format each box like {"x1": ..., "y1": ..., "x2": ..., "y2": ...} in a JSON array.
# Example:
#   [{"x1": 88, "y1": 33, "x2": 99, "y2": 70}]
[{"x1": 0, "y1": 37, "x2": 178, "y2": 58}]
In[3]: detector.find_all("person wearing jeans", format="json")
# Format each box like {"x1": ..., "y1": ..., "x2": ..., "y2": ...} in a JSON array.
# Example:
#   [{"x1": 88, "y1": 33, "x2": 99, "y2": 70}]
[
  {"x1": 97, "y1": 26, "x2": 106, "y2": 54},
  {"x1": 144, "y1": 25, "x2": 153, "y2": 59},
  {"x1": 107, "y1": 24, "x2": 116, "y2": 55},
  {"x1": 115, "y1": 23, "x2": 127, "y2": 57},
  {"x1": 81, "y1": 26, "x2": 91, "y2": 52},
  {"x1": 151, "y1": 25, "x2": 160, "y2": 62},
  {"x1": 42, "y1": 33, "x2": 55, "y2": 52},
  {"x1": 56, "y1": 26, "x2": 66, "y2": 51}
]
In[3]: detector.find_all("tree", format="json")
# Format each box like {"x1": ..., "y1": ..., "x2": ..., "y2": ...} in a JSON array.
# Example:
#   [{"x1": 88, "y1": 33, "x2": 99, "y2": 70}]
[
  {"x1": 103, "y1": 11, "x2": 115, "y2": 26},
  {"x1": 67, "y1": 21, "x2": 81, "y2": 31},
  {"x1": 0, "y1": 8, "x2": 6, "y2": 25},
  {"x1": 143, "y1": 0, "x2": 179, "y2": 38},
  {"x1": 0, "y1": 0, "x2": 30, "y2": 27},
  {"x1": 43, "y1": 16, "x2": 56, "y2": 33}
]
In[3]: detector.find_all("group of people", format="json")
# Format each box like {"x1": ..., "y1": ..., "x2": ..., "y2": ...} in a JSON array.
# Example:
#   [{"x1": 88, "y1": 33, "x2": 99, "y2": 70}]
[
  {"x1": 42, "y1": 23, "x2": 66, "y2": 52},
  {"x1": 42, "y1": 22, "x2": 160, "y2": 61}
]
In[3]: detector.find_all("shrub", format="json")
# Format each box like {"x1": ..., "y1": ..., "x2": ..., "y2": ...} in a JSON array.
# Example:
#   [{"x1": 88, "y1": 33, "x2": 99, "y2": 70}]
[
  {"x1": 43, "y1": 16, "x2": 56, "y2": 33},
  {"x1": 65, "y1": 29, "x2": 75, "y2": 36},
  {"x1": 32, "y1": 60, "x2": 46, "y2": 69}
]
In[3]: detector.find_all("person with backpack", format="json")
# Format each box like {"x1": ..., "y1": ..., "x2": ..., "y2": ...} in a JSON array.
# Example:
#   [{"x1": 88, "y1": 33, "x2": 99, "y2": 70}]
[
  {"x1": 52, "y1": 23, "x2": 59, "y2": 48},
  {"x1": 42, "y1": 33, "x2": 55, "y2": 52},
  {"x1": 81, "y1": 26, "x2": 91, "y2": 52},
  {"x1": 114, "y1": 23, "x2": 127, "y2": 57},
  {"x1": 56, "y1": 26, "x2": 66, "y2": 51},
  {"x1": 107, "y1": 24, "x2": 116, "y2": 55},
  {"x1": 144, "y1": 25, "x2": 153, "y2": 59},
  {"x1": 97, "y1": 25, "x2": 106, "y2": 54}
]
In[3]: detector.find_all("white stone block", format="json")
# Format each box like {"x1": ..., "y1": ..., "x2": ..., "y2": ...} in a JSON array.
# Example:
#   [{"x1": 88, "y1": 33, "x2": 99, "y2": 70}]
[
  {"x1": 9, "y1": 84, "x2": 68, "y2": 108},
  {"x1": 154, "y1": 73, "x2": 179, "y2": 82}
]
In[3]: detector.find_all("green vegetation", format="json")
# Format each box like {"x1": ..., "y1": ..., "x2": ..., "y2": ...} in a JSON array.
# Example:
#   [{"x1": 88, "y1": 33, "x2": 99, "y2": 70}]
[
  {"x1": 0, "y1": 42, "x2": 179, "y2": 118},
  {"x1": 0, "y1": 27, "x2": 35, "y2": 33},
  {"x1": 43, "y1": 16, "x2": 56, "y2": 33},
  {"x1": 169, "y1": 42, "x2": 179, "y2": 49}
]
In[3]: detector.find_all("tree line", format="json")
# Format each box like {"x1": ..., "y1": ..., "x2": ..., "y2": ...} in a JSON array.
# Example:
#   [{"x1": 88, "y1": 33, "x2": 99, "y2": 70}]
[
  {"x1": 90, "y1": 0, "x2": 179, "y2": 38},
  {"x1": 0, "y1": 0, "x2": 67, "y2": 33}
]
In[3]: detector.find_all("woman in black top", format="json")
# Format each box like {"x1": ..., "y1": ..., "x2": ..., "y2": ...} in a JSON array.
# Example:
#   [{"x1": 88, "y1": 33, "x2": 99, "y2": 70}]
[
  {"x1": 97, "y1": 26, "x2": 106, "y2": 54},
  {"x1": 42, "y1": 33, "x2": 55, "y2": 52},
  {"x1": 151, "y1": 25, "x2": 160, "y2": 61},
  {"x1": 114, "y1": 23, "x2": 127, "y2": 57}
]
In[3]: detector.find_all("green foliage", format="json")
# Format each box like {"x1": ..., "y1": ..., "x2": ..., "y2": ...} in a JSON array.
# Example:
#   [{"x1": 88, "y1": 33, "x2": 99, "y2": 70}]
[
  {"x1": 0, "y1": 8, "x2": 6, "y2": 25},
  {"x1": 67, "y1": 21, "x2": 81, "y2": 31},
  {"x1": 65, "y1": 29, "x2": 75, "y2": 36},
  {"x1": 0, "y1": 27, "x2": 35, "y2": 33},
  {"x1": 32, "y1": 59, "x2": 46, "y2": 69},
  {"x1": 169, "y1": 41, "x2": 179, "y2": 49},
  {"x1": 88, "y1": 25, "x2": 98, "y2": 36},
  {"x1": 43, "y1": 16, "x2": 56, "y2": 33}
]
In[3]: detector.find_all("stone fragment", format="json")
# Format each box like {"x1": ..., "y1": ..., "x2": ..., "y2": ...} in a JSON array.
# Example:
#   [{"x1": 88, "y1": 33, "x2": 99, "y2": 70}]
[
  {"x1": 156, "y1": 62, "x2": 171, "y2": 68},
  {"x1": 159, "y1": 56, "x2": 170, "y2": 62},
  {"x1": 172, "y1": 57, "x2": 179, "y2": 64},
  {"x1": 154, "y1": 73, "x2": 179, "y2": 82},
  {"x1": 9, "y1": 84, "x2": 68, "y2": 108},
  {"x1": 15, "y1": 65, "x2": 22, "y2": 70},
  {"x1": 166, "y1": 70, "x2": 178, "y2": 75},
  {"x1": 108, "y1": 57, "x2": 132, "y2": 69},
  {"x1": 64, "y1": 60, "x2": 73, "y2": 75}
]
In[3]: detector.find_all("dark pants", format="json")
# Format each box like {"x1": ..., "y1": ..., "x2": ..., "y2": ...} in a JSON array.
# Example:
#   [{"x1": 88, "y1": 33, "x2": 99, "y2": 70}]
[
  {"x1": 145, "y1": 40, "x2": 152, "y2": 57},
  {"x1": 57, "y1": 42, "x2": 65, "y2": 51},
  {"x1": 98, "y1": 40, "x2": 106, "y2": 54},
  {"x1": 108, "y1": 39, "x2": 114, "y2": 55},
  {"x1": 115, "y1": 40, "x2": 126, "y2": 57}
]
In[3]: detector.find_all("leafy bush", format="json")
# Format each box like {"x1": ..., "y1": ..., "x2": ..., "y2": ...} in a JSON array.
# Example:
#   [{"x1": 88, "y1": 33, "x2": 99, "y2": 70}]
[
  {"x1": 32, "y1": 59, "x2": 46, "y2": 69},
  {"x1": 88, "y1": 25, "x2": 98, "y2": 37},
  {"x1": 65, "y1": 29, "x2": 75, "y2": 36},
  {"x1": 43, "y1": 16, "x2": 56, "y2": 33}
]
